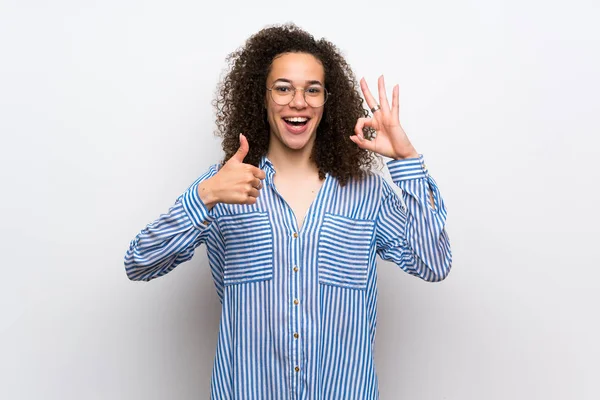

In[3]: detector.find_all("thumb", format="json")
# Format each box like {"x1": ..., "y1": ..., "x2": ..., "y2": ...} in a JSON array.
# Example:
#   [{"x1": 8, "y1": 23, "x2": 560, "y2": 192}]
[{"x1": 231, "y1": 133, "x2": 249, "y2": 162}]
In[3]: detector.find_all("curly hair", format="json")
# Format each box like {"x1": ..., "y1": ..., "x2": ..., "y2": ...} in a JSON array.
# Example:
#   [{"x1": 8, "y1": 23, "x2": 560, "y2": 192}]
[{"x1": 213, "y1": 23, "x2": 377, "y2": 186}]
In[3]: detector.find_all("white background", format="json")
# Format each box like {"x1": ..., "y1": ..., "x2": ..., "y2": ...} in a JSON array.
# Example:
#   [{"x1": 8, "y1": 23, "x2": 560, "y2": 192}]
[{"x1": 1, "y1": 0, "x2": 599, "y2": 399}]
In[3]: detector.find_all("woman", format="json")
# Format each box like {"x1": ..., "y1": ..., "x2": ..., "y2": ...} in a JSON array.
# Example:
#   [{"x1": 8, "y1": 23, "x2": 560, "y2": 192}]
[{"x1": 125, "y1": 23, "x2": 452, "y2": 399}]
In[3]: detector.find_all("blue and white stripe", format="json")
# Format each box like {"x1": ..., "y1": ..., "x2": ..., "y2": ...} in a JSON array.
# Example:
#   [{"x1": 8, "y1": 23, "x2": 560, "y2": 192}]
[{"x1": 124, "y1": 154, "x2": 452, "y2": 399}]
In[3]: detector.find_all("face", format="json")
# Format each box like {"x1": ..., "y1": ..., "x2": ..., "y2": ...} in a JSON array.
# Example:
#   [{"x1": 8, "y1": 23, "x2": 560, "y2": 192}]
[{"x1": 265, "y1": 52, "x2": 325, "y2": 153}]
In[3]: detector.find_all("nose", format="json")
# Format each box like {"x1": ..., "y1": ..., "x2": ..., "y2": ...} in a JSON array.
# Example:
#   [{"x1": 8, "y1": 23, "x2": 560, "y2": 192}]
[{"x1": 289, "y1": 88, "x2": 307, "y2": 109}]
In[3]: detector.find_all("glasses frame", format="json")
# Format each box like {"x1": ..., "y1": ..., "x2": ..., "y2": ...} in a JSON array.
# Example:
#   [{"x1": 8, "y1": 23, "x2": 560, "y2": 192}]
[{"x1": 266, "y1": 83, "x2": 330, "y2": 108}]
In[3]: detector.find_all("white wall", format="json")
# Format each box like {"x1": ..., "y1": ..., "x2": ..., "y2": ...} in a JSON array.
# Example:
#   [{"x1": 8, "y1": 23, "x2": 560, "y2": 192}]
[{"x1": 1, "y1": 0, "x2": 599, "y2": 399}]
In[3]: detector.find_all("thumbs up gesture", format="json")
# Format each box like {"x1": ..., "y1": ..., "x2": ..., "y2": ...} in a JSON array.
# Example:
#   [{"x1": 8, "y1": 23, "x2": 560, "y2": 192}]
[{"x1": 197, "y1": 134, "x2": 266, "y2": 209}]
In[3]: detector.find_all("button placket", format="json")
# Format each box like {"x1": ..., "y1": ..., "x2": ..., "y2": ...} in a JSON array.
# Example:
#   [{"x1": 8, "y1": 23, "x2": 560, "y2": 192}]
[{"x1": 290, "y1": 230, "x2": 301, "y2": 394}]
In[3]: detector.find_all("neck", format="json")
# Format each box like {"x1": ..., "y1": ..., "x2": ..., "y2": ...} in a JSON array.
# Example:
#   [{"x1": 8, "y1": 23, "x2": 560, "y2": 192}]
[{"x1": 267, "y1": 135, "x2": 319, "y2": 177}]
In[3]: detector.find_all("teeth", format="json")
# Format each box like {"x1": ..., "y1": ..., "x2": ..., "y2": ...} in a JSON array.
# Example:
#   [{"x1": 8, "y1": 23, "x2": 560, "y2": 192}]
[{"x1": 284, "y1": 117, "x2": 308, "y2": 123}]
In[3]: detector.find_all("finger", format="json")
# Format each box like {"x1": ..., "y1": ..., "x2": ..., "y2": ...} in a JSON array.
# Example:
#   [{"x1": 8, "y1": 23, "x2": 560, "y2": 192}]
[
  {"x1": 251, "y1": 178, "x2": 262, "y2": 189},
  {"x1": 231, "y1": 133, "x2": 249, "y2": 162},
  {"x1": 247, "y1": 187, "x2": 260, "y2": 198},
  {"x1": 244, "y1": 196, "x2": 257, "y2": 205},
  {"x1": 250, "y1": 166, "x2": 266, "y2": 180},
  {"x1": 378, "y1": 75, "x2": 390, "y2": 112},
  {"x1": 359, "y1": 78, "x2": 378, "y2": 111},
  {"x1": 391, "y1": 84, "x2": 399, "y2": 120},
  {"x1": 354, "y1": 117, "x2": 374, "y2": 139},
  {"x1": 349, "y1": 134, "x2": 376, "y2": 152}
]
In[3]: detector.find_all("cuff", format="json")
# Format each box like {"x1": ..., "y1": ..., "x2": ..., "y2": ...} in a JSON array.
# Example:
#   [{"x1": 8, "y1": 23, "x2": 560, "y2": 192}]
[
  {"x1": 387, "y1": 154, "x2": 428, "y2": 181},
  {"x1": 181, "y1": 182, "x2": 213, "y2": 229}
]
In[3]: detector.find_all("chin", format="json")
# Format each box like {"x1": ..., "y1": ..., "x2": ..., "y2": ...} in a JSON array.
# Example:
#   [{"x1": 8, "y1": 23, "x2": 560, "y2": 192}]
[
  {"x1": 285, "y1": 138, "x2": 311, "y2": 151},
  {"x1": 277, "y1": 122, "x2": 316, "y2": 151}
]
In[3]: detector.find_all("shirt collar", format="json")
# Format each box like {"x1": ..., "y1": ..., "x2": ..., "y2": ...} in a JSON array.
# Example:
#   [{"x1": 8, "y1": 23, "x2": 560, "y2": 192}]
[
  {"x1": 259, "y1": 155, "x2": 275, "y2": 185},
  {"x1": 259, "y1": 154, "x2": 334, "y2": 190}
]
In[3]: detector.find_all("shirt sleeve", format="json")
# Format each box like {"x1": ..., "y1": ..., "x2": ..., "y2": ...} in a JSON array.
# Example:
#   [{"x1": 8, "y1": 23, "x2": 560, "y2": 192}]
[
  {"x1": 124, "y1": 164, "x2": 220, "y2": 282},
  {"x1": 375, "y1": 155, "x2": 452, "y2": 282}
]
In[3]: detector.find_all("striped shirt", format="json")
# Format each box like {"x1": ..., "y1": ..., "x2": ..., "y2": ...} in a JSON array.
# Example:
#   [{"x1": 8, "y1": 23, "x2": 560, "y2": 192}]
[{"x1": 124, "y1": 154, "x2": 452, "y2": 399}]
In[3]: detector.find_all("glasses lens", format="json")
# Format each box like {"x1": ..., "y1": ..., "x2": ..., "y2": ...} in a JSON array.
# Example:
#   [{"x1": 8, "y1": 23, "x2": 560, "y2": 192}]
[
  {"x1": 270, "y1": 83, "x2": 295, "y2": 105},
  {"x1": 305, "y1": 85, "x2": 327, "y2": 107},
  {"x1": 269, "y1": 83, "x2": 329, "y2": 107}
]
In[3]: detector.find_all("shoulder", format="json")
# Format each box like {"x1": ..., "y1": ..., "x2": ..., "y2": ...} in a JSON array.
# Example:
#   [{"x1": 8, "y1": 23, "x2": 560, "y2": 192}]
[{"x1": 348, "y1": 168, "x2": 387, "y2": 187}]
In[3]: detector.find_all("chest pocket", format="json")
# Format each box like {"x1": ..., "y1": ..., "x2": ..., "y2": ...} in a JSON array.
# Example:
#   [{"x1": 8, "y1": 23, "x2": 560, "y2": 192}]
[
  {"x1": 317, "y1": 213, "x2": 376, "y2": 290},
  {"x1": 219, "y1": 212, "x2": 274, "y2": 286}
]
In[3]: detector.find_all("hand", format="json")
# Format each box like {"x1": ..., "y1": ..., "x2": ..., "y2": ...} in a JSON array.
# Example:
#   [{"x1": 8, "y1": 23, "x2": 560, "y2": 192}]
[
  {"x1": 197, "y1": 134, "x2": 266, "y2": 209},
  {"x1": 350, "y1": 76, "x2": 419, "y2": 160}
]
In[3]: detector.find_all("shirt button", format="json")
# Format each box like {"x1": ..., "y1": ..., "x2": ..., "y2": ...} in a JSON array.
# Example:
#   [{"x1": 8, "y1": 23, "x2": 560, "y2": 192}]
[
  {"x1": 295, "y1": 366, "x2": 300, "y2": 372},
  {"x1": 293, "y1": 299, "x2": 299, "y2": 305},
  {"x1": 293, "y1": 332, "x2": 299, "y2": 339},
  {"x1": 293, "y1": 266, "x2": 299, "y2": 272},
  {"x1": 292, "y1": 232, "x2": 298, "y2": 239},
  {"x1": 202, "y1": 220, "x2": 210, "y2": 226}
]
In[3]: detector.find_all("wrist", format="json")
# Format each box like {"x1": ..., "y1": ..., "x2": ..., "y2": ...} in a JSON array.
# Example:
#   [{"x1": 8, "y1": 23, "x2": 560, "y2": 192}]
[
  {"x1": 197, "y1": 179, "x2": 218, "y2": 210},
  {"x1": 393, "y1": 149, "x2": 419, "y2": 160}
]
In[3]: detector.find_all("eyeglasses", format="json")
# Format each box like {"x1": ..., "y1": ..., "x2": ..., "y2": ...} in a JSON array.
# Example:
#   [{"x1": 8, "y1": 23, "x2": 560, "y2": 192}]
[{"x1": 267, "y1": 82, "x2": 329, "y2": 108}]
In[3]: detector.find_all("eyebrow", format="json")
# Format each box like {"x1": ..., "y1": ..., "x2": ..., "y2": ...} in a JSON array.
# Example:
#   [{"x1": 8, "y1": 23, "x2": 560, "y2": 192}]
[{"x1": 273, "y1": 78, "x2": 324, "y2": 86}]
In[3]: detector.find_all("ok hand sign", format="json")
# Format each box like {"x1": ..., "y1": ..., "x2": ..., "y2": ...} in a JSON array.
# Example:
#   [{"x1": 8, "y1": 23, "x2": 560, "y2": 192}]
[{"x1": 350, "y1": 76, "x2": 419, "y2": 160}]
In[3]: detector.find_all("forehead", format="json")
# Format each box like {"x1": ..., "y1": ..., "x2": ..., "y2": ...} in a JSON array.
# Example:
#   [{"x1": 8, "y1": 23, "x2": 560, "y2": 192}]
[{"x1": 267, "y1": 52, "x2": 325, "y2": 83}]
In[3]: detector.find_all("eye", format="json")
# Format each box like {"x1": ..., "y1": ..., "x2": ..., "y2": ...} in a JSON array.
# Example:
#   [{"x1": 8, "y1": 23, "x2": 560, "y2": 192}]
[
  {"x1": 306, "y1": 86, "x2": 323, "y2": 95},
  {"x1": 274, "y1": 85, "x2": 293, "y2": 93}
]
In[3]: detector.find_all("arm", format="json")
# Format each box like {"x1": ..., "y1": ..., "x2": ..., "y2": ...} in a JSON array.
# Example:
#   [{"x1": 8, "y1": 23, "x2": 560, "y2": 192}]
[
  {"x1": 349, "y1": 75, "x2": 451, "y2": 281},
  {"x1": 124, "y1": 134, "x2": 267, "y2": 282},
  {"x1": 124, "y1": 165, "x2": 219, "y2": 282},
  {"x1": 375, "y1": 155, "x2": 452, "y2": 282}
]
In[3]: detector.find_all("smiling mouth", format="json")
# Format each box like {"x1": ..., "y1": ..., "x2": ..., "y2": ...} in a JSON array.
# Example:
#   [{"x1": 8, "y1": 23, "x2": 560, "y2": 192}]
[{"x1": 283, "y1": 117, "x2": 310, "y2": 127}]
